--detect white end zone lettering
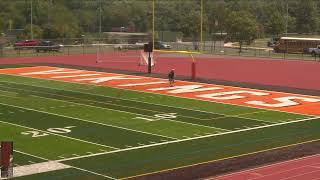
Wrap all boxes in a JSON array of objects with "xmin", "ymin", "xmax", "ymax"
[
  {"xmin": 148, "ymin": 85, "xmax": 223, "ymax": 94},
  {"xmin": 75, "ymin": 76, "xmax": 141, "ymax": 84},
  {"xmin": 246, "ymin": 96, "xmax": 320, "ymax": 108},
  {"xmin": 197, "ymin": 90, "xmax": 270, "ymax": 100},
  {"xmin": 20, "ymin": 68, "xmax": 84, "ymax": 75},
  {"xmin": 51, "ymin": 74, "xmax": 101, "ymax": 79}
]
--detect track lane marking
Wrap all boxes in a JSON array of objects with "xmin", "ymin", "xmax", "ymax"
[{"xmin": 209, "ymin": 153, "xmax": 320, "ymax": 180}]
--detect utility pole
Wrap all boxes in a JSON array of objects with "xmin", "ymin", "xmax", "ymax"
[
  {"xmin": 30, "ymin": 0, "xmax": 33, "ymax": 39},
  {"xmin": 99, "ymin": 0, "xmax": 102, "ymax": 40},
  {"xmin": 48, "ymin": 0, "xmax": 52, "ymax": 25},
  {"xmin": 200, "ymin": 0, "xmax": 203, "ymax": 52},
  {"xmin": 285, "ymin": 0, "xmax": 288, "ymax": 36}
]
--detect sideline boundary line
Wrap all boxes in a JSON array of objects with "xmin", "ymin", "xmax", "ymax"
[
  {"xmin": 14, "ymin": 150, "xmax": 48, "ymax": 161},
  {"xmin": 57, "ymin": 116, "xmax": 319, "ymax": 162},
  {"xmin": 119, "ymin": 138, "xmax": 320, "ymax": 180},
  {"xmin": 14, "ymin": 150, "xmax": 117, "ymax": 180}
]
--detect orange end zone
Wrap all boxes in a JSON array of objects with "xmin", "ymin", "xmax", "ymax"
[{"xmin": 0, "ymin": 66, "xmax": 320, "ymax": 116}]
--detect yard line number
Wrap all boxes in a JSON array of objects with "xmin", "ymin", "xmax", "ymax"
[
  {"xmin": 133, "ymin": 113, "xmax": 177, "ymax": 121},
  {"xmin": 21, "ymin": 126, "xmax": 75, "ymax": 138}
]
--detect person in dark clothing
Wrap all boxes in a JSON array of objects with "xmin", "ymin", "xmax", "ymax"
[{"xmin": 168, "ymin": 69, "xmax": 175, "ymax": 87}]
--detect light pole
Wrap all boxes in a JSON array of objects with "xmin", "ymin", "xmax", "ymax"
[
  {"xmin": 99, "ymin": 0, "xmax": 102, "ymax": 41},
  {"xmin": 285, "ymin": 0, "xmax": 288, "ymax": 36},
  {"xmin": 30, "ymin": 0, "xmax": 33, "ymax": 39}
]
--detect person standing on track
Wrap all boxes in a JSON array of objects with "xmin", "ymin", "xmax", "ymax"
[{"xmin": 168, "ymin": 69, "xmax": 175, "ymax": 87}]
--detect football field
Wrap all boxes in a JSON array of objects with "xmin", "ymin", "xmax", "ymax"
[{"xmin": 0, "ymin": 65, "xmax": 319, "ymax": 180}]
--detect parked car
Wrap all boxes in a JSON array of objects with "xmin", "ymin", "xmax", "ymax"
[
  {"xmin": 35, "ymin": 41, "xmax": 62, "ymax": 52},
  {"xmin": 154, "ymin": 41, "xmax": 171, "ymax": 49},
  {"xmin": 267, "ymin": 37, "xmax": 280, "ymax": 47},
  {"xmin": 308, "ymin": 45, "xmax": 320, "ymax": 56},
  {"xmin": 14, "ymin": 40, "xmax": 39, "ymax": 50}
]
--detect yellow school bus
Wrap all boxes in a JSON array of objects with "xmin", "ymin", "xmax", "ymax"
[{"xmin": 274, "ymin": 37, "xmax": 320, "ymax": 53}]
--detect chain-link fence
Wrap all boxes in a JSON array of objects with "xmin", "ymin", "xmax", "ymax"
[{"xmin": 1, "ymin": 38, "xmax": 319, "ymax": 62}]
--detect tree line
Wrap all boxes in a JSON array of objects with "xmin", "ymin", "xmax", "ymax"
[{"xmin": 0, "ymin": 0, "xmax": 319, "ymax": 44}]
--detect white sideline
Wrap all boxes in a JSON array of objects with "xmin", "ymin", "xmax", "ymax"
[
  {"xmin": 6, "ymin": 150, "xmax": 117, "ymax": 180},
  {"xmin": 57, "ymin": 116, "xmax": 320, "ymax": 162},
  {"xmin": 12, "ymin": 161, "xmax": 70, "ymax": 178}
]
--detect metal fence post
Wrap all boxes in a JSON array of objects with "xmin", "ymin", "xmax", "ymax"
[{"xmin": 0, "ymin": 45, "xmax": 3, "ymax": 57}]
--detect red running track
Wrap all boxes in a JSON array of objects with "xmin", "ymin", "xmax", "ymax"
[
  {"xmin": 210, "ymin": 154, "xmax": 320, "ymax": 180},
  {"xmin": 1, "ymin": 53, "xmax": 320, "ymax": 90}
]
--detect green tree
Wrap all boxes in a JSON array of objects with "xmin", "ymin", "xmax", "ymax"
[
  {"xmin": 205, "ymin": 1, "xmax": 228, "ymax": 36},
  {"xmin": 48, "ymin": 4, "xmax": 81, "ymax": 38},
  {"xmin": 19, "ymin": 24, "xmax": 43, "ymax": 39},
  {"xmin": 0, "ymin": 17, "xmax": 4, "ymax": 33},
  {"xmin": 265, "ymin": 11, "xmax": 285, "ymax": 36},
  {"xmin": 294, "ymin": 0, "xmax": 318, "ymax": 33},
  {"xmin": 225, "ymin": 11, "xmax": 257, "ymax": 52}
]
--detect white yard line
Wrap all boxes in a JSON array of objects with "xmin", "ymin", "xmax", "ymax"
[
  {"xmin": 0, "ymin": 87, "xmax": 230, "ymax": 132},
  {"xmin": 202, "ymin": 113, "xmax": 275, "ymax": 124},
  {"xmin": 57, "ymin": 116, "xmax": 319, "ymax": 162},
  {"xmin": 0, "ymin": 99, "xmax": 177, "ymax": 140},
  {"xmin": 14, "ymin": 90, "xmax": 267, "ymax": 132},
  {"xmin": 0, "ymin": 80, "xmax": 299, "ymax": 121},
  {"xmin": 0, "ymin": 80, "xmax": 305, "ymax": 132},
  {"xmin": 71, "ymin": 166, "xmax": 117, "ymax": 180},
  {"xmin": 0, "ymin": 119, "xmax": 118, "ymax": 150},
  {"xmin": 14, "ymin": 150, "xmax": 48, "ymax": 161}
]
